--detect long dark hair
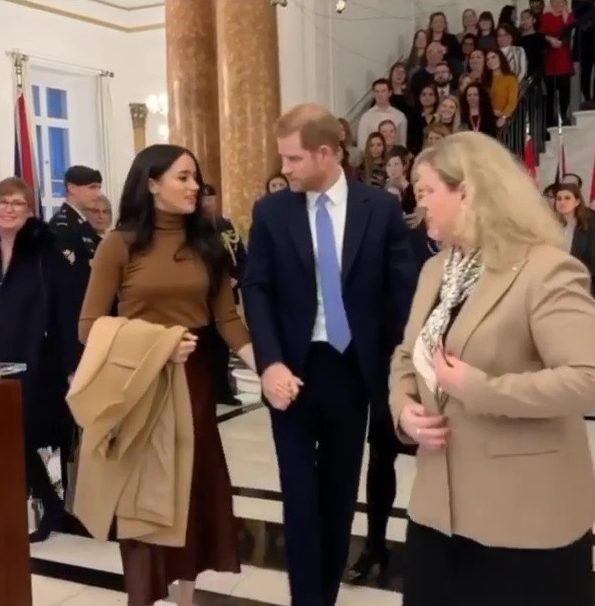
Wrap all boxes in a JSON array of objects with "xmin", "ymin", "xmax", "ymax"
[
  {"xmin": 460, "ymin": 83, "xmax": 497, "ymax": 134},
  {"xmin": 486, "ymin": 48, "xmax": 514, "ymax": 77},
  {"xmin": 498, "ymin": 5, "xmax": 517, "ymax": 27},
  {"xmin": 117, "ymin": 144, "xmax": 228, "ymax": 294},
  {"xmin": 478, "ymin": 11, "xmax": 496, "ymax": 36},
  {"xmin": 555, "ymin": 183, "xmax": 592, "ymax": 231}
]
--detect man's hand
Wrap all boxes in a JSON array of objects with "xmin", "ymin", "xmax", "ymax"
[{"xmin": 262, "ymin": 363, "xmax": 304, "ymax": 411}]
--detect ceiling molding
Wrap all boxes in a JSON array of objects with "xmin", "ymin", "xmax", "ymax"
[
  {"xmin": 87, "ymin": 0, "xmax": 164, "ymax": 10},
  {"xmin": 4, "ymin": 0, "xmax": 164, "ymax": 32}
]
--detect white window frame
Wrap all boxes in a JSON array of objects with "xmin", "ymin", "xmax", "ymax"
[{"xmin": 30, "ymin": 67, "xmax": 103, "ymax": 219}]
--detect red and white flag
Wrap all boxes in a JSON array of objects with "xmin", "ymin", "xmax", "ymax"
[
  {"xmin": 14, "ymin": 85, "xmax": 41, "ymax": 216},
  {"xmin": 524, "ymin": 131, "xmax": 537, "ymax": 186}
]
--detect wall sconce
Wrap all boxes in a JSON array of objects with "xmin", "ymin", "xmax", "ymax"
[
  {"xmin": 158, "ymin": 124, "xmax": 170, "ymax": 141},
  {"xmin": 146, "ymin": 93, "xmax": 168, "ymax": 116}
]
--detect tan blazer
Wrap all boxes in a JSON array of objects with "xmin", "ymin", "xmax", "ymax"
[
  {"xmin": 67, "ymin": 317, "xmax": 193, "ymax": 547},
  {"xmin": 390, "ymin": 245, "xmax": 595, "ymax": 549}
]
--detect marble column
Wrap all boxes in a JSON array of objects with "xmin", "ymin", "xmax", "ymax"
[
  {"xmin": 165, "ymin": 0, "xmax": 220, "ymax": 190},
  {"xmin": 216, "ymin": 0, "xmax": 281, "ymax": 237},
  {"xmin": 129, "ymin": 103, "xmax": 148, "ymax": 154}
]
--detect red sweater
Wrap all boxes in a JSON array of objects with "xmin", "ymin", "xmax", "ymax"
[{"xmin": 540, "ymin": 11, "xmax": 576, "ymax": 76}]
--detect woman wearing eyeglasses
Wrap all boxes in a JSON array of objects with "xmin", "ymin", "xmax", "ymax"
[{"xmin": 0, "ymin": 177, "xmax": 81, "ymax": 542}]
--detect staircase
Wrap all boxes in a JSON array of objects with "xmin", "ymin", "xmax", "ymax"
[{"xmin": 537, "ymin": 110, "xmax": 595, "ymax": 195}]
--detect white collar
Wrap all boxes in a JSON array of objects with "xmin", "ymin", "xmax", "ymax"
[{"xmin": 306, "ymin": 169, "xmax": 347, "ymax": 210}]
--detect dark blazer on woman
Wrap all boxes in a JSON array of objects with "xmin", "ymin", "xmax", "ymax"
[
  {"xmin": 570, "ymin": 216, "xmax": 595, "ymax": 295},
  {"xmin": 0, "ymin": 218, "xmax": 81, "ymax": 447}
]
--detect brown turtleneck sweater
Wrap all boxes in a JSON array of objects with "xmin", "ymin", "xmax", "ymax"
[{"xmin": 79, "ymin": 210, "xmax": 250, "ymax": 352}]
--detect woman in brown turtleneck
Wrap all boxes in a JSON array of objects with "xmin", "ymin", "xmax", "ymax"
[{"xmin": 79, "ymin": 144, "xmax": 259, "ymax": 606}]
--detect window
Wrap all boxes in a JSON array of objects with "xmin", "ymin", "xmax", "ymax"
[
  {"xmin": 32, "ymin": 85, "xmax": 40, "ymax": 117},
  {"xmin": 30, "ymin": 82, "xmax": 71, "ymax": 218},
  {"xmin": 29, "ymin": 67, "xmax": 102, "ymax": 219},
  {"xmin": 35, "ymin": 125, "xmax": 44, "ymax": 199},
  {"xmin": 48, "ymin": 127, "xmax": 69, "ymax": 198},
  {"xmin": 46, "ymin": 88, "xmax": 68, "ymax": 119}
]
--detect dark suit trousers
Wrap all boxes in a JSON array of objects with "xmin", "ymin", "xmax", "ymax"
[{"xmin": 270, "ymin": 343, "xmax": 368, "ymax": 606}]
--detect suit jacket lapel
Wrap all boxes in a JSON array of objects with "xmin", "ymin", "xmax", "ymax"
[
  {"xmin": 286, "ymin": 193, "xmax": 315, "ymax": 276},
  {"xmin": 445, "ymin": 257, "xmax": 529, "ymax": 359},
  {"xmin": 342, "ymin": 184, "xmax": 371, "ymax": 282}
]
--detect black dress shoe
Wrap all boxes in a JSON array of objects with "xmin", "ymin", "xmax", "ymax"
[
  {"xmin": 221, "ymin": 394, "xmax": 243, "ymax": 407},
  {"xmin": 344, "ymin": 549, "xmax": 390, "ymax": 586},
  {"xmin": 29, "ymin": 511, "xmax": 66, "ymax": 543}
]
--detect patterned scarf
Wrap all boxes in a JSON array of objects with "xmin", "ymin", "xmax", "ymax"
[{"xmin": 420, "ymin": 248, "xmax": 483, "ymax": 356}]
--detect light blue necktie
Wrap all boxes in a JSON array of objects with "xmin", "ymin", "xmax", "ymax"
[{"xmin": 315, "ymin": 193, "xmax": 352, "ymax": 353}]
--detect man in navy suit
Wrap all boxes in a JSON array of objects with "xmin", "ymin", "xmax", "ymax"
[{"xmin": 243, "ymin": 104, "xmax": 417, "ymax": 606}]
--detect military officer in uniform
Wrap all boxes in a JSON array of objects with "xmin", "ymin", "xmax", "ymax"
[
  {"xmin": 49, "ymin": 165, "xmax": 103, "ymax": 311},
  {"xmin": 201, "ymin": 183, "xmax": 247, "ymax": 406},
  {"xmin": 48, "ymin": 165, "xmax": 103, "ymax": 502}
]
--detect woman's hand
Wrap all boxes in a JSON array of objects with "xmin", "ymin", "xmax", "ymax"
[
  {"xmin": 399, "ymin": 399, "xmax": 449, "ymax": 450},
  {"xmin": 169, "ymin": 331, "xmax": 198, "ymax": 364},
  {"xmin": 433, "ymin": 348, "xmax": 470, "ymax": 400}
]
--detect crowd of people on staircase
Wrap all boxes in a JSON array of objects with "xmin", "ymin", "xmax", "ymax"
[{"xmin": 1, "ymin": 2, "xmax": 595, "ymax": 606}]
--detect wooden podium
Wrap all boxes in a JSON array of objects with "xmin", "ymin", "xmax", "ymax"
[{"xmin": 0, "ymin": 376, "xmax": 32, "ymax": 606}]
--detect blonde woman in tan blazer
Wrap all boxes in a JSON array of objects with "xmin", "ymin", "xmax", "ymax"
[{"xmin": 390, "ymin": 131, "xmax": 595, "ymax": 606}]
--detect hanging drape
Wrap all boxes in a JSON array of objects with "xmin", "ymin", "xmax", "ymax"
[{"xmin": 97, "ymin": 73, "xmax": 118, "ymax": 208}]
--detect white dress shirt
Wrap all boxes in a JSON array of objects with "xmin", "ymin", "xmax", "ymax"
[
  {"xmin": 357, "ymin": 105, "xmax": 408, "ymax": 150},
  {"xmin": 306, "ymin": 170, "xmax": 348, "ymax": 343}
]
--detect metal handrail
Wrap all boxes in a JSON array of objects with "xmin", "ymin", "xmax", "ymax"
[{"xmin": 497, "ymin": 75, "xmax": 547, "ymax": 161}]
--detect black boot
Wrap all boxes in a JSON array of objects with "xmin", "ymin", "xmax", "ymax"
[{"xmin": 344, "ymin": 548, "xmax": 390, "ymax": 586}]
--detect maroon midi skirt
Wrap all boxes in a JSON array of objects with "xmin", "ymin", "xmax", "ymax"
[{"xmin": 119, "ymin": 334, "xmax": 240, "ymax": 605}]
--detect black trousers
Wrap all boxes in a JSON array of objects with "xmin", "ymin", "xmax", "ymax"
[
  {"xmin": 364, "ymin": 433, "xmax": 398, "ymax": 556},
  {"xmin": 578, "ymin": 28, "xmax": 595, "ymax": 102},
  {"xmin": 545, "ymin": 75, "xmax": 572, "ymax": 127},
  {"xmin": 270, "ymin": 343, "xmax": 368, "ymax": 606},
  {"xmin": 404, "ymin": 520, "xmax": 594, "ymax": 606}
]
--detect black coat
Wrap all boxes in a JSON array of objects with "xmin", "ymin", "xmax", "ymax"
[
  {"xmin": 49, "ymin": 202, "xmax": 101, "ymax": 313},
  {"xmin": 571, "ymin": 217, "xmax": 595, "ymax": 296},
  {"xmin": 0, "ymin": 218, "xmax": 82, "ymax": 447}
]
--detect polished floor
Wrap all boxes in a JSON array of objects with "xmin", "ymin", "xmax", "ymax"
[{"xmin": 30, "ymin": 382, "xmax": 595, "ymax": 605}]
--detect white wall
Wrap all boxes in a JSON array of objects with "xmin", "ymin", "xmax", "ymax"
[
  {"xmin": 277, "ymin": 0, "xmax": 415, "ymax": 116},
  {"xmin": 277, "ymin": 0, "xmax": 515, "ymax": 116},
  {"xmin": 0, "ymin": 1, "xmax": 167, "ymax": 204},
  {"xmin": 1, "ymin": 0, "xmax": 533, "ymax": 202}
]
